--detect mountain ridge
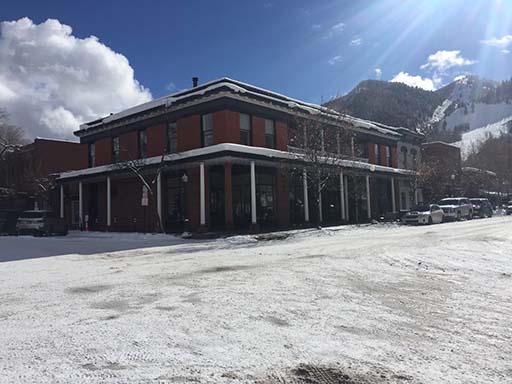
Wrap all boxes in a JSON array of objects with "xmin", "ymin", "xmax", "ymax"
[{"xmin": 324, "ymin": 75, "xmax": 512, "ymax": 142}]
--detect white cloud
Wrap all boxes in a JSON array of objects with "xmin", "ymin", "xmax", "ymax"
[
  {"xmin": 390, "ymin": 72, "xmax": 435, "ymax": 91},
  {"xmin": 0, "ymin": 18, "xmax": 152, "ymax": 140},
  {"xmin": 328, "ymin": 55, "xmax": 343, "ymax": 66},
  {"xmin": 420, "ymin": 50, "xmax": 476, "ymax": 73},
  {"xmin": 501, "ymin": 49, "xmax": 510, "ymax": 55},
  {"xmin": 331, "ymin": 22, "xmax": 345, "ymax": 31},
  {"xmin": 349, "ymin": 37, "xmax": 362, "ymax": 46},
  {"xmin": 374, "ymin": 68, "xmax": 382, "ymax": 80},
  {"xmin": 323, "ymin": 22, "xmax": 344, "ymax": 39},
  {"xmin": 481, "ymin": 35, "xmax": 512, "ymax": 49},
  {"xmin": 311, "ymin": 24, "xmax": 321, "ymax": 30},
  {"xmin": 166, "ymin": 82, "xmax": 176, "ymax": 92}
]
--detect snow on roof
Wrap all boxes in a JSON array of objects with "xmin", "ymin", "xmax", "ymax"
[
  {"xmin": 35, "ymin": 137, "xmax": 80, "ymax": 144},
  {"xmin": 422, "ymin": 141, "xmax": 461, "ymax": 149},
  {"xmin": 462, "ymin": 167, "xmax": 497, "ymax": 177},
  {"xmin": 77, "ymin": 77, "xmax": 407, "ymax": 139},
  {"xmin": 58, "ymin": 143, "xmax": 415, "ymax": 181}
]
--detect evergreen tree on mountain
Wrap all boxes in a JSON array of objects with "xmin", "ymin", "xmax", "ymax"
[
  {"xmin": 325, "ymin": 76, "xmax": 512, "ymax": 140},
  {"xmin": 324, "ymin": 80, "xmax": 444, "ymax": 131}
]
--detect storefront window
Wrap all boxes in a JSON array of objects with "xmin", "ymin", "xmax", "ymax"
[{"xmin": 257, "ymin": 171, "xmax": 276, "ymax": 225}]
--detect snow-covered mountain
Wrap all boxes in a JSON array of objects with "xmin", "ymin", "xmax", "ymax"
[
  {"xmin": 326, "ymin": 75, "xmax": 512, "ymax": 147},
  {"xmin": 431, "ymin": 75, "xmax": 512, "ymax": 129},
  {"xmin": 441, "ymin": 103, "xmax": 512, "ymax": 131},
  {"xmin": 429, "ymin": 75, "xmax": 512, "ymax": 149},
  {"xmin": 454, "ymin": 117, "xmax": 512, "ymax": 159}
]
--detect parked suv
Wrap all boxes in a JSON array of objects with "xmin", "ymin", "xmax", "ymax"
[
  {"xmin": 469, "ymin": 198, "xmax": 493, "ymax": 218},
  {"xmin": 507, "ymin": 201, "xmax": 512, "ymax": 215},
  {"xmin": 438, "ymin": 198, "xmax": 473, "ymax": 221},
  {"xmin": 16, "ymin": 210, "xmax": 68, "ymax": 236}
]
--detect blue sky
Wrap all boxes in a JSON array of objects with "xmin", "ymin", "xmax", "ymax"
[{"xmin": 1, "ymin": 0, "xmax": 512, "ymax": 138}]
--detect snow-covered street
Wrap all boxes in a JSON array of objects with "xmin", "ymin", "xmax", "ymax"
[{"xmin": 1, "ymin": 218, "xmax": 512, "ymax": 383}]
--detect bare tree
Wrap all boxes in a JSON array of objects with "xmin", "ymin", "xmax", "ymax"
[
  {"xmin": 415, "ymin": 160, "xmax": 441, "ymax": 202},
  {"xmin": 461, "ymin": 167, "xmax": 497, "ymax": 198},
  {"xmin": 464, "ymin": 132, "xmax": 512, "ymax": 202},
  {"xmin": 113, "ymin": 146, "xmax": 167, "ymax": 233},
  {"xmin": 0, "ymin": 109, "xmax": 26, "ymax": 156},
  {"xmin": 288, "ymin": 115, "xmax": 354, "ymax": 225},
  {"xmin": 23, "ymin": 155, "xmax": 56, "ymax": 209},
  {"xmin": 343, "ymin": 170, "xmax": 370, "ymax": 224},
  {"xmin": 0, "ymin": 109, "xmax": 27, "ymax": 191}
]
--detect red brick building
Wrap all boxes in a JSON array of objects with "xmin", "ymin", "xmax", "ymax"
[
  {"xmin": 421, "ymin": 141, "xmax": 462, "ymax": 201},
  {"xmin": 1, "ymin": 138, "xmax": 87, "ymax": 210},
  {"xmin": 57, "ymin": 78, "xmax": 422, "ymax": 232}
]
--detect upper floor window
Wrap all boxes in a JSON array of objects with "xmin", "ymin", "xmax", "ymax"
[
  {"xmin": 401, "ymin": 146, "xmax": 408, "ymax": 169},
  {"xmin": 201, "ymin": 114, "xmax": 213, "ymax": 147},
  {"xmin": 374, "ymin": 144, "xmax": 381, "ymax": 165},
  {"xmin": 89, "ymin": 143, "xmax": 96, "ymax": 167},
  {"xmin": 386, "ymin": 146, "xmax": 391, "ymax": 167},
  {"xmin": 240, "ymin": 113, "xmax": 251, "ymax": 145},
  {"xmin": 138, "ymin": 129, "xmax": 148, "ymax": 158},
  {"xmin": 264, "ymin": 119, "xmax": 275, "ymax": 149},
  {"xmin": 354, "ymin": 140, "xmax": 367, "ymax": 158},
  {"xmin": 411, "ymin": 148, "xmax": 418, "ymax": 169},
  {"xmin": 112, "ymin": 136, "xmax": 120, "ymax": 163},
  {"xmin": 167, "ymin": 122, "xmax": 177, "ymax": 153}
]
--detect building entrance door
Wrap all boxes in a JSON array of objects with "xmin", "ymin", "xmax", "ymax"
[
  {"xmin": 232, "ymin": 165, "xmax": 251, "ymax": 228},
  {"xmin": 209, "ymin": 166, "xmax": 225, "ymax": 229}
]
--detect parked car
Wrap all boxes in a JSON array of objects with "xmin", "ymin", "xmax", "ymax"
[
  {"xmin": 469, "ymin": 198, "xmax": 493, "ymax": 218},
  {"xmin": 0, "ymin": 209, "xmax": 22, "ymax": 235},
  {"xmin": 507, "ymin": 201, "xmax": 512, "ymax": 215},
  {"xmin": 403, "ymin": 204, "xmax": 444, "ymax": 225},
  {"xmin": 16, "ymin": 210, "xmax": 68, "ymax": 236},
  {"xmin": 438, "ymin": 198, "xmax": 473, "ymax": 221}
]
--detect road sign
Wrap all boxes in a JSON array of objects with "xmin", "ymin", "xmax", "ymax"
[{"xmin": 142, "ymin": 185, "xmax": 149, "ymax": 206}]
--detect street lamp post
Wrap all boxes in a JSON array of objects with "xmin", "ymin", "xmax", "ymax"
[
  {"xmin": 181, "ymin": 172, "xmax": 189, "ymax": 232},
  {"xmin": 450, "ymin": 174, "xmax": 456, "ymax": 197}
]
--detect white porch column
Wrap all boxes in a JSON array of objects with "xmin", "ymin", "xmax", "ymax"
[
  {"xmin": 106, "ymin": 176, "xmax": 111, "ymax": 228},
  {"xmin": 60, "ymin": 184, "xmax": 64, "ymax": 219},
  {"xmin": 391, "ymin": 177, "xmax": 397, "ymax": 213},
  {"xmin": 303, "ymin": 169, "xmax": 309, "ymax": 222},
  {"xmin": 318, "ymin": 187, "xmax": 323, "ymax": 223},
  {"xmin": 340, "ymin": 171, "xmax": 345, "ymax": 221},
  {"xmin": 366, "ymin": 175, "xmax": 371, "ymax": 219},
  {"xmin": 344, "ymin": 175, "xmax": 349, "ymax": 222},
  {"xmin": 78, "ymin": 181, "xmax": 83, "ymax": 229},
  {"xmin": 250, "ymin": 160, "xmax": 257, "ymax": 225},
  {"xmin": 157, "ymin": 173, "xmax": 162, "ymax": 226},
  {"xmin": 415, "ymin": 180, "xmax": 419, "ymax": 206},
  {"xmin": 200, "ymin": 162, "xmax": 206, "ymax": 226}
]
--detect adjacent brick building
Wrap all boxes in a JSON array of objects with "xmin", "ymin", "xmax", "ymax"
[{"xmin": 0, "ymin": 138, "xmax": 87, "ymax": 210}]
